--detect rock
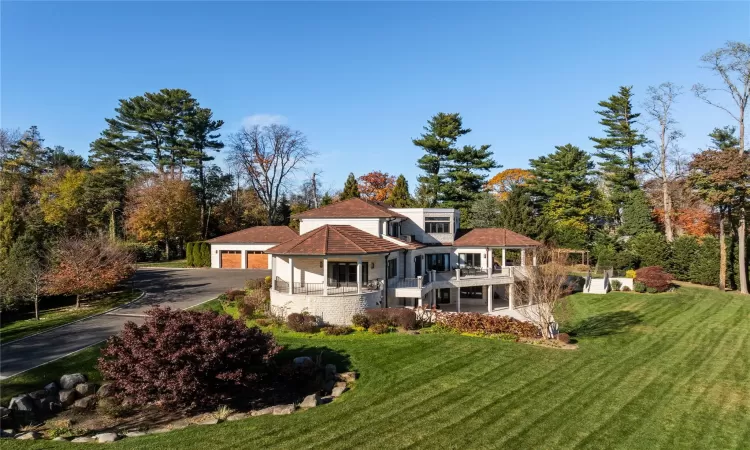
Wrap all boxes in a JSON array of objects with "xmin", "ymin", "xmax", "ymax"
[
  {"xmin": 1, "ymin": 429, "xmax": 14, "ymax": 438},
  {"xmin": 250, "ymin": 406, "xmax": 274, "ymax": 416},
  {"xmin": 293, "ymin": 356, "xmax": 313, "ymax": 368},
  {"xmin": 168, "ymin": 419, "xmax": 190, "ymax": 430},
  {"xmin": 27, "ymin": 390, "xmax": 48, "ymax": 400},
  {"xmin": 272, "ymin": 404, "xmax": 295, "ymax": 415},
  {"xmin": 194, "ymin": 417, "xmax": 219, "ymax": 425},
  {"xmin": 325, "ymin": 364, "xmax": 337, "ymax": 380},
  {"xmin": 16, "ymin": 431, "xmax": 41, "ymax": 440},
  {"xmin": 58, "ymin": 389, "xmax": 77, "ymax": 407},
  {"xmin": 331, "ymin": 384, "xmax": 348, "ymax": 398},
  {"xmin": 71, "ymin": 436, "xmax": 96, "ymax": 443},
  {"xmin": 36, "ymin": 397, "xmax": 61, "ymax": 414},
  {"xmin": 0, "ymin": 407, "xmax": 8, "ymax": 419},
  {"xmin": 300, "ymin": 393, "xmax": 320, "ymax": 409},
  {"xmin": 323, "ymin": 380, "xmax": 335, "ymax": 393},
  {"xmin": 338, "ymin": 372, "xmax": 357, "ymax": 382},
  {"xmin": 75, "ymin": 383, "xmax": 98, "ymax": 397},
  {"xmin": 96, "ymin": 383, "xmax": 113, "ymax": 398},
  {"xmin": 60, "ymin": 373, "xmax": 87, "ymax": 390},
  {"xmin": 94, "ymin": 432, "xmax": 119, "ymax": 443},
  {"xmin": 226, "ymin": 413, "xmax": 250, "ymax": 422},
  {"xmin": 124, "ymin": 431, "xmax": 147, "ymax": 438},
  {"xmin": 147, "ymin": 428, "xmax": 171, "ymax": 434},
  {"xmin": 319, "ymin": 395, "xmax": 334, "ymax": 404},
  {"xmin": 53, "ymin": 436, "xmax": 69, "ymax": 441},
  {"xmin": 73, "ymin": 395, "xmax": 97, "ymax": 409},
  {"xmin": 9, "ymin": 395, "xmax": 35, "ymax": 412},
  {"xmin": 44, "ymin": 382, "xmax": 59, "ymax": 395}
]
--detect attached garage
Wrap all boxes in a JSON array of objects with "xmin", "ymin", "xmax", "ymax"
[{"xmin": 208, "ymin": 226, "xmax": 298, "ymax": 270}]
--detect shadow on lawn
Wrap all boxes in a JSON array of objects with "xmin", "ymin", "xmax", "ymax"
[{"xmin": 567, "ymin": 310, "xmax": 642, "ymax": 338}]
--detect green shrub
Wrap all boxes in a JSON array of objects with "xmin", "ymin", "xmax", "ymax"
[
  {"xmin": 621, "ymin": 285, "xmax": 632, "ymax": 292},
  {"xmin": 192, "ymin": 242, "xmax": 203, "ymax": 267},
  {"xmin": 609, "ymin": 280, "xmax": 622, "ymax": 291},
  {"xmin": 634, "ymin": 281, "xmax": 647, "ymax": 293},
  {"xmin": 629, "ymin": 231, "xmax": 670, "ymax": 268},
  {"xmin": 122, "ymin": 241, "xmax": 161, "ymax": 262},
  {"xmin": 238, "ymin": 290, "xmax": 267, "ymax": 319},
  {"xmin": 646, "ymin": 287, "xmax": 659, "ymax": 294},
  {"xmin": 200, "ymin": 242, "xmax": 211, "ymax": 267},
  {"xmin": 369, "ymin": 323, "xmax": 391, "ymax": 334},
  {"xmin": 670, "ymin": 235, "xmax": 699, "ymax": 281},
  {"xmin": 186, "ymin": 242, "xmax": 194, "ymax": 267},
  {"xmin": 322, "ymin": 326, "xmax": 353, "ymax": 336},
  {"xmin": 287, "ymin": 312, "xmax": 318, "ymax": 332},
  {"xmin": 689, "ymin": 236, "xmax": 720, "ymax": 287},
  {"xmin": 351, "ymin": 313, "xmax": 370, "ymax": 329}
]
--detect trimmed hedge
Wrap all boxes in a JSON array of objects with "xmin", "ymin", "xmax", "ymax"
[
  {"xmin": 185, "ymin": 241, "xmax": 211, "ymax": 267},
  {"xmin": 365, "ymin": 308, "xmax": 417, "ymax": 330},
  {"xmin": 436, "ymin": 312, "xmax": 540, "ymax": 338}
]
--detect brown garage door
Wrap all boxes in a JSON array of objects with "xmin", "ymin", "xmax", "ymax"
[
  {"xmin": 246, "ymin": 251, "xmax": 267, "ymax": 269},
  {"xmin": 220, "ymin": 251, "xmax": 241, "ymax": 269}
]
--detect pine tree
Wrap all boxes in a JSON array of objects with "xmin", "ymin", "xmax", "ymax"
[
  {"xmin": 275, "ymin": 195, "xmax": 292, "ymax": 225},
  {"xmin": 388, "ymin": 174, "xmax": 412, "ymax": 207},
  {"xmin": 590, "ymin": 86, "xmax": 649, "ymax": 215},
  {"xmin": 341, "ymin": 173, "xmax": 360, "ymax": 200},
  {"xmin": 496, "ymin": 188, "xmax": 551, "ymax": 242},
  {"xmin": 184, "ymin": 107, "xmax": 224, "ymax": 236},
  {"xmin": 709, "ymin": 126, "xmax": 739, "ymax": 150},
  {"xmin": 320, "ymin": 193, "xmax": 333, "ymax": 206},
  {"xmin": 186, "ymin": 242, "xmax": 194, "ymax": 267},
  {"xmin": 413, "ymin": 113, "xmax": 470, "ymax": 207},
  {"xmin": 442, "ymin": 144, "xmax": 498, "ymax": 210},
  {"xmin": 620, "ymin": 190, "xmax": 657, "ymax": 236}
]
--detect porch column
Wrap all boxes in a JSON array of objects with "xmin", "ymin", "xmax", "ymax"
[
  {"xmin": 487, "ymin": 248, "xmax": 492, "ymax": 278},
  {"xmin": 322, "ymin": 257, "xmax": 328, "ymax": 296},
  {"xmin": 521, "ymin": 249, "xmax": 526, "ymax": 266},
  {"xmin": 271, "ymin": 256, "xmax": 276, "ymax": 291},
  {"xmin": 457, "ymin": 289, "xmax": 461, "ymax": 313},
  {"xmin": 418, "ymin": 293, "xmax": 423, "ymax": 308},
  {"xmin": 488, "ymin": 284, "xmax": 493, "ymax": 312},
  {"xmin": 241, "ymin": 250, "xmax": 247, "ymax": 269},
  {"xmin": 533, "ymin": 250, "xmax": 538, "ymax": 267},
  {"xmin": 357, "ymin": 256, "xmax": 363, "ymax": 293},
  {"xmin": 288, "ymin": 257, "xmax": 294, "ymax": 294},
  {"xmin": 509, "ymin": 283, "xmax": 515, "ymax": 311},
  {"xmin": 501, "ymin": 248, "xmax": 506, "ymax": 268}
]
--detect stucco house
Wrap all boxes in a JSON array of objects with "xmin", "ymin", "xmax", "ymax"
[
  {"xmin": 265, "ymin": 198, "xmax": 541, "ymax": 325},
  {"xmin": 207, "ymin": 225, "xmax": 298, "ymax": 269}
]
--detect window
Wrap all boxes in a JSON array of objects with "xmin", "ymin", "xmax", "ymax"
[
  {"xmin": 328, "ymin": 262, "xmax": 368, "ymax": 285},
  {"xmin": 436, "ymin": 288, "xmax": 451, "ymax": 304},
  {"xmin": 386, "ymin": 259, "xmax": 397, "ymax": 279},
  {"xmin": 388, "ymin": 222, "xmax": 400, "ymax": 237},
  {"xmin": 424, "ymin": 217, "xmax": 451, "ymax": 234},
  {"xmin": 459, "ymin": 253, "xmax": 481, "ymax": 268},
  {"xmin": 460, "ymin": 286, "xmax": 483, "ymax": 299},
  {"xmin": 425, "ymin": 253, "xmax": 450, "ymax": 272},
  {"xmin": 222, "ymin": 250, "xmax": 241, "ymax": 254}
]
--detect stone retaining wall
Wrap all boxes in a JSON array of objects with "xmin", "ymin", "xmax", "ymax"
[{"xmin": 270, "ymin": 290, "xmax": 382, "ymax": 325}]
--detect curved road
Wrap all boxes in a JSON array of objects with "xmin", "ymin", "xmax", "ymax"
[{"xmin": 0, "ymin": 268, "xmax": 269, "ymax": 379}]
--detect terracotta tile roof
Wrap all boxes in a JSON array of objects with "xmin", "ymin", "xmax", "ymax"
[
  {"xmin": 266, "ymin": 225, "xmax": 406, "ymax": 255},
  {"xmin": 207, "ymin": 226, "xmax": 298, "ymax": 244},
  {"xmin": 293, "ymin": 198, "xmax": 406, "ymax": 219},
  {"xmin": 453, "ymin": 228, "xmax": 541, "ymax": 247}
]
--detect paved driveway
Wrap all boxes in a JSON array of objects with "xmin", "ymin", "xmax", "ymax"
[{"xmin": 0, "ymin": 268, "xmax": 269, "ymax": 379}]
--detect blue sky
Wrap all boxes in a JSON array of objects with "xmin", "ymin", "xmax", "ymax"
[{"xmin": 2, "ymin": 1, "xmax": 748, "ymax": 193}]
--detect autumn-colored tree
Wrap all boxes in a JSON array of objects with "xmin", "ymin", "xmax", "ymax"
[
  {"xmin": 124, "ymin": 175, "xmax": 200, "ymax": 260},
  {"xmin": 486, "ymin": 168, "xmax": 533, "ymax": 200},
  {"xmin": 358, "ymin": 171, "xmax": 395, "ymax": 202},
  {"xmin": 36, "ymin": 168, "xmax": 88, "ymax": 233},
  {"xmin": 44, "ymin": 235, "xmax": 135, "ymax": 308}
]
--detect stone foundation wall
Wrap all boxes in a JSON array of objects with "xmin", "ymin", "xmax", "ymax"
[{"xmin": 270, "ymin": 290, "xmax": 382, "ymax": 325}]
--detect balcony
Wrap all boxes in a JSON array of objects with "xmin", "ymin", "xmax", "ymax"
[
  {"xmin": 274, "ymin": 277, "xmax": 382, "ymax": 296},
  {"xmin": 392, "ymin": 267, "xmax": 516, "ymax": 298}
]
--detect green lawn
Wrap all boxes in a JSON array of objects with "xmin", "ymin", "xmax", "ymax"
[
  {"xmin": 3, "ymin": 287, "xmax": 749, "ymax": 449},
  {"xmin": 138, "ymin": 259, "xmax": 189, "ymax": 268},
  {"xmin": 0, "ymin": 290, "xmax": 141, "ymax": 344}
]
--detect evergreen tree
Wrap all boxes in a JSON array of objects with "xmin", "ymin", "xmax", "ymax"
[
  {"xmin": 496, "ymin": 188, "xmax": 551, "ymax": 242},
  {"xmin": 628, "ymin": 231, "xmax": 670, "ymax": 268},
  {"xmin": 590, "ymin": 86, "xmax": 649, "ymax": 215},
  {"xmin": 320, "ymin": 193, "xmax": 333, "ymax": 206},
  {"xmin": 275, "ymin": 195, "xmax": 292, "ymax": 225},
  {"xmin": 620, "ymin": 190, "xmax": 657, "ymax": 236},
  {"xmin": 341, "ymin": 173, "xmax": 360, "ymax": 200},
  {"xmin": 670, "ymin": 235, "xmax": 700, "ymax": 280},
  {"xmin": 388, "ymin": 174, "xmax": 412, "ymax": 207},
  {"xmin": 708, "ymin": 126, "xmax": 739, "ymax": 151},
  {"xmin": 689, "ymin": 236, "xmax": 721, "ymax": 286},
  {"xmin": 184, "ymin": 107, "xmax": 224, "ymax": 236},
  {"xmin": 186, "ymin": 242, "xmax": 194, "ymax": 267},
  {"xmin": 413, "ymin": 113, "xmax": 470, "ymax": 207},
  {"xmin": 467, "ymin": 193, "xmax": 499, "ymax": 228},
  {"xmin": 200, "ymin": 242, "xmax": 211, "ymax": 267},
  {"xmin": 442, "ymin": 144, "xmax": 498, "ymax": 210}
]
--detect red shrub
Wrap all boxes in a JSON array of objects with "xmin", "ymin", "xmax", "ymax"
[
  {"xmin": 98, "ymin": 307, "xmax": 280, "ymax": 410},
  {"xmin": 556, "ymin": 333, "xmax": 571, "ymax": 344},
  {"xmin": 436, "ymin": 312, "xmax": 540, "ymax": 338},
  {"xmin": 635, "ymin": 266, "xmax": 674, "ymax": 293},
  {"xmin": 287, "ymin": 312, "xmax": 318, "ymax": 332},
  {"xmin": 365, "ymin": 308, "xmax": 417, "ymax": 330}
]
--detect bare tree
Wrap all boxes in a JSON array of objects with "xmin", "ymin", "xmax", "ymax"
[
  {"xmin": 229, "ymin": 124, "xmax": 316, "ymax": 225},
  {"xmin": 515, "ymin": 249, "xmax": 571, "ymax": 339},
  {"xmin": 693, "ymin": 41, "xmax": 750, "ymax": 294},
  {"xmin": 643, "ymin": 82, "xmax": 684, "ymax": 242}
]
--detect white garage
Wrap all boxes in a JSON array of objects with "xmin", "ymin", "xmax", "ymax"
[{"xmin": 208, "ymin": 226, "xmax": 298, "ymax": 269}]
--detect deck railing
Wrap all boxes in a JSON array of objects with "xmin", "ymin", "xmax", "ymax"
[{"xmin": 275, "ymin": 278, "xmax": 382, "ymax": 295}]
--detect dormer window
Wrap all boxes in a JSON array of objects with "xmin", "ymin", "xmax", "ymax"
[{"xmin": 425, "ymin": 217, "xmax": 451, "ymax": 234}]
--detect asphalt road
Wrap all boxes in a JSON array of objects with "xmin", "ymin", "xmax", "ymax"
[{"xmin": 0, "ymin": 268, "xmax": 270, "ymax": 379}]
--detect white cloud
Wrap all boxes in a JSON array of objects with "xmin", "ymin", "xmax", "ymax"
[{"xmin": 241, "ymin": 114, "xmax": 288, "ymax": 128}]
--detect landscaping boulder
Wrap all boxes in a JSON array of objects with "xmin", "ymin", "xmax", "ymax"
[
  {"xmin": 293, "ymin": 356, "xmax": 314, "ymax": 368},
  {"xmin": 300, "ymin": 393, "xmax": 321, "ymax": 409},
  {"xmin": 58, "ymin": 389, "xmax": 77, "ymax": 407},
  {"xmin": 272, "ymin": 404, "xmax": 295, "ymax": 415},
  {"xmin": 27, "ymin": 390, "xmax": 48, "ymax": 401},
  {"xmin": 195, "ymin": 417, "xmax": 219, "ymax": 426},
  {"xmin": 75, "ymin": 382, "xmax": 98, "ymax": 397},
  {"xmin": 73, "ymin": 395, "xmax": 97, "ymax": 409},
  {"xmin": 325, "ymin": 364, "xmax": 337, "ymax": 380},
  {"xmin": 71, "ymin": 436, "xmax": 96, "ymax": 443},
  {"xmin": 226, "ymin": 413, "xmax": 250, "ymax": 422},
  {"xmin": 60, "ymin": 373, "xmax": 87, "ymax": 390},
  {"xmin": 124, "ymin": 431, "xmax": 147, "ymax": 438},
  {"xmin": 1, "ymin": 429, "xmax": 14, "ymax": 438},
  {"xmin": 251, "ymin": 406, "xmax": 274, "ymax": 416},
  {"xmin": 323, "ymin": 379, "xmax": 335, "ymax": 393},
  {"xmin": 95, "ymin": 432, "xmax": 120, "ymax": 443},
  {"xmin": 9, "ymin": 395, "xmax": 35, "ymax": 413},
  {"xmin": 96, "ymin": 383, "xmax": 113, "ymax": 398},
  {"xmin": 44, "ymin": 382, "xmax": 59, "ymax": 395},
  {"xmin": 338, "ymin": 372, "xmax": 357, "ymax": 382},
  {"xmin": 331, "ymin": 383, "xmax": 348, "ymax": 398},
  {"xmin": 16, "ymin": 431, "xmax": 41, "ymax": 440},
  {"xmin": 52, "ymin": 437, "xmax": 69, "ymax": 441},
  {"xmin": 36, "ymin": 397, "xmax": 62, "ymax": 415},
  {"xmin": 0, "ymin": 407, "xmax": 10, "ymax": 424}
]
